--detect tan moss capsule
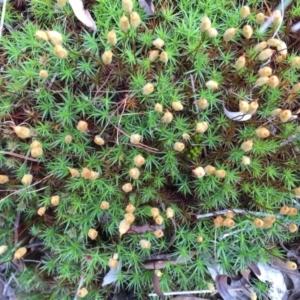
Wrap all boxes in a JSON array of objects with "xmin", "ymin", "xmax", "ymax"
[
  {"xmin": 172, "ymin": 101, "xmax": 183, "ymax": 111},
  {"xmin": 277, "ymin": 41, "xmax": 288, "ymax": 57},
  {"xmin": 276, "ymin": 55, "xmax": 285, "ymax": 63},
  {"xmin": 182, "ymin": 133, "xmax": 190, "ymax": 140},
  {"xmin": 289, "ymin": 224, "xmax": 298, "ymax": 233},
  {"xmin": 119, "ymin": 219, "xmax": 130, "ymax": 236},
  {"xmin": 256, "ymin": 127, "xmax": 270, "ymax": 138},
  {"xmin": 242, "ymin": 156, "xmax": 251, "ymax": 165},
  {"xmin": 143, "ymin": 83, "xmax": 154, "ymax": 95},
  {"xmin": 31, "ymin": 147, "xmax": 43, "ymax": 158},
  {"xmin": 273, "ymin": 10, "xmax": 282, "ymax": 25},
  {"xmin": 108, "ymin": 258, "xmax": 118, "ymax": 268},
  {"xmin": 151, "ymin": 208, "xmax": 160, "ymax": 218},
  {"xmin": 160, "ymin": 51, "xmax": 168, "ymax": 63},
  {"xmin": 88, "ymin": 228, "xmax": 98, "ymax": 240},
  {"xmin": 286, "ymin": 261, "xmax": 297, "ymax": 270},
  {"xmin": 34, "ymin": 30, "xmax": 49, "ymax": 41},
  {"xmin": 223, "ymin": 218, "xmax": 235, "ymax": 227},
  {"xmin": 155, "ymin": 215, "xmax": 164, "ymax": 225},
  {"xmin": 149, "ymin": 50, "xmax": 159, "ymax": 62},
  {"xmin": 154, "ymin": 103, "xmax": 163, "ymax": 112},
  {"xmin": 68, "ymin": 168, "xmax": 80, "ymax": 178},
  {"xmin": 119, "ymin": 14, "xmax": 130, "ymax": 32},
  {"xmin": 193, "ymin": 167, "xmax": 205, "ymax": 178},
  {"xmin": 258, "ymin": 49, "xmax": 274, "ymax": 61},
  {"xmin": 155, "ymin": 269, "xmax": 163, "ymax": 277},
  {"xmin": 271, "ymin": 108, "xmax": 282, "ymax": 117},
  {"xmin": 258, "ymin": 66, "xmax": 272, "ymax": 77},
  {"xmin": 153, "ymin": 38, "xmax": 164, "ymax": 49},
  {"xmin": 51, "ymin": 195, "xmax": 60, "ymax": 206},
  {"xmin": 46, "ymin": 30, "xmax": 63, "ymax": 45},
  {"xmin": 130, "ymin": 133, "xmax": 142, "ymax": 144},
  {"xmin": 197, "ymin": 98, "xmax": 208, "ymax": 110},
  {"xmin": 13, "ymin": 247, "xmax": 27, "ymax": 260},
  {"xmin": 162, "ymin": 111, "xmax": 173, "ymax": 123},
  {"xmin": 125, "ymin": 203, "xmax": 135, "ymax": 213},
  {"xmin": 254, "ymin": 41, "xmax": 268, "ymax": 52},
  {"xmin": 200, "ymin": 15, "xmax": 211, "ymax": 32},
  {"xmin": 124, "ymin": 212, "xmax": 135, "ymax": 224},
  {"xmin": 94, "ymin": 135, "xmax": 105, "ymax": 146},
  {"xmin": 253, "ymin": 218, "xmax": 264, "ymax": 228},
  {"xmin": 267, "ymin": 38, "xmax": 281, "ymax": 47},
  {"xmin": 122, "ymin": 0, "xmax": 133, "ymax": 12},
  {"xmin": 241, "ymin": 140, "xmax": 253, "ymax": 152},
  {"xmin": 214, "ymin": 216, "xmax": 224, "ymax": 228},
  {"xmin": 235, "ymin": 55, "xmax": 246, "ymax": 71},
  {"xmin": 250, "ymin": 292, "xmax": 257, "ymax": 300},
  {"xmin": 223, "ymin": 28, "xmax": 237, "ymax": 42},
  {"xmin": 166, "ymin": 207, "xmax": 174, "ymax": 218},
  {"xmin": 197, "ymin": 236, "xmax": 203, "ymax": 242},
  {"xmin": 247, "ymin": 101, "xmax": 259, "ymax": 114},
  {"xmin": 107, "ymin": 30, "xmax": 117, "ymax": 46},
  {"xmin": 81, "ymin": 168, "xmax": 92, "ymax": 179},
  {"xmin": 174, "ymin": 142, "xmax": 185, "ymax": 152},
  {"xmin": 39, "ymin": 70, "xmax": 48, "ymax": 79},
  {"xmin": 30, "ymin": 140, "xmax": 42, "ymax": 149},
  {"xmin": 279, "ymin": 110, "xmax": 292, "ymax": 123},
  {"xmin": 205, "ymin": 80, "xmax": 218, "ymax": 90},
  {"xmin": 208, "ymin": 283, "xmax": 215, "ymax": 292},
  {"xmin": 122, "ymin": 183, "xmax": 133, "ymax": 193},
  {"xmin": 240, "ymin": 6, "xmax": 250, "ymax": 19},
  {"xmin": 102, "ymin": 50, "xmax": 113, "ymax": 65},
  {"xmin": 154, "ymin": 229, "xmax": 164, "ymax": 238},
  {"xmin": 37, "ymin": 207, "xmax": 46, "ymax": 216},
  {"xmin": 262, "ymin": 220, "xmax": 273, "ymax": 229},
  {"xmin": 54, "ymin": 44, "xmax": 68, "ymax": 59},
  {"xmin": 287, "ymin": 207, "xmax": 298, "ymax": 216},
  {"xmin": 0, "ymin": 245, "xmax": 8, "ymax": 255},
  {"xmin": 100, "ymin": 201, "xmax": 110, "ymax": 210},
  {"xmin": 239, "ymin": 100, "xmax": 249, "ymax": 113},
  {"xmin": 196, "ymin": 121, "xmax": 208, "ymax": 134},
  {"xmin": 21, "ymin": 174, "xmax": 33, "ymax": 186},
  {"xmin": 291, "ymin": 57, "xmax": 300, "ymax": 68},
  {"xmin": 140, "ymin": 239, "xmax": 151, "ymax": 249},
  {"xmin": 256, "ymin": 12, "xmax": 265, "ymax": 24},
  {"xmin": 14, "ymin": 126, "xmax": 31, "ymax": 139},
  {"xmin": 280, "ymin": 205, "xmax": 290, "ymax": 214},
  {"xmin": 89, "ymin": 171, "xmax": 99, "ymax": 180},
  {"xmin": 129, "ymin": 167, "xmax": 140, "ymax": 179},
  {"xmin": 77, "ymin": 288, "xmax": 88, "ymax": 298},
  {"xmin": 256, "ymin": 76, "xmax": 269, "ymax": 86},
  {"xmin": 57, "ymin": 0, "xmax": 67, "ymax": 7},
  {"xmin": 268, "ymin": 75, "xmax": 280, "ymax": 89},
  {"xmin": 133, "ymin": 154, "xmax": 145, "ymax": 167},
  {"xmin": 64, "ymin": 135, "xmax": 72, "ymax": 143},
  {"xmin": 202, "ymin": 166, "xmax": 215, "ymax": 176},
  {"xmin": 295, "ymin": 187, "xmax": 300, "ymax": 197},
  {"xmin": 207, "ymin": 27, "xmax": 218, "ymax": 38},
  {"xmin": 0, "ymin": 175, "xmax": 9, "ymax": 184},
  {"xmin": 77, "ymin": 120, "xmax": 88, "ymax": 133},
  {"xmin": 263, "ymin": 215, "xmax": 276, "ymax": 225},
  {"xmin": 130, "ymin": 11, "xmax": 141, "ymax": 29},
  {"xmin": 215, "ymin": 169, "xmax": 226, "ymax": 179},
  {"xmin": 225, "ymin": 212, "xmax": 236, "ymax": 219},
  {"xmin": 243, "ymin": 25, "xmax": 253, "ymax": 39},
  {"xmin": 291, "ymin": 83, "xmax": 300, "ymax": 93}
]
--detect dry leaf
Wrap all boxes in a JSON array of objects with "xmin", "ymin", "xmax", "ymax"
[
  {"xmin": 68, "ymin": 0, "xmax": 97, "ymax": 31},
  {"xmin": 223, "ymin": 104, "xmax": 252, "ymax": 121},
  {"xmin": 139, "ymin": 0, "xmax": 155, "ymax": 15},
  {"xmin": 215, "ymin": 275, "xmax": 233, "ymax": 300}
]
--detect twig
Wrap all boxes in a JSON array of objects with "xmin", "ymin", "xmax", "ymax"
[
  {"xmin": 127, "ymin": 224, "xmax": 162, "ymax": 234},
  {"xmin": 190, "ymin": 74, "xmax": 199, "ymax": 113},
  {"xmin": 73, "ymin": 275, "xmax": 85, "ymax": 300},
  {"xmin": 0, "ymin": 174, "xmax": 52, "ymax": 203},
  {"xmin": 0, "ymin": 151, "xmax": 39, "ymax": 162},
  {"xmin": 14, "ymin": 212, "xmax": 20, "ymax": 248},
  {"xmin": 0, "ymin": 0, "xmax": 7, "ymax": 41},
  {"xmin": 149, "ymin": 290, "xmax": 212, "ymax": 297},
  {"xmin": 3, "ymin": 273, "xmax": 21, "ymax": 295}
]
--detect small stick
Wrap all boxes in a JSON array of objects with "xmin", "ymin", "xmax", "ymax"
[
  {"xmin": 14, "ymin": 212, "xmax": 20, "ymax": 248},
  {"xmin": 0, "ymin": 151, "xmax": 39, "ymax": 162},
  {"xmin": 190, "ymin": 74, "xmax": 199, "ymax": 113},
  {"xmin": 0, "ymin": 0, "xmax": 7, "ymax": 41},
  {"xmin": 73, "ymin": 275, "xmax": 85, "ymax": 300}
]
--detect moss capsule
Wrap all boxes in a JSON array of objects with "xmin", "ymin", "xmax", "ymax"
[
  {"xmin": 289, "ymin": 224, "xmax": 298, "ymax": 233},
  {"xmin": 243, "ymin": 25, "xmax": 253, "ymax": 39},
  {"xmin": 77, "ymin": 288, "xmax": 88, "ymax": 298},
  {"xmin": 205, "ymin": 80, "xmax": 218, "ymax": 90},
  {"xmin": 223, "ymin": 28, "xmax": 237, "ymax": 42},
  {"xmin": 200, "ymin": 15, "xmax": 211, "ymax": 31},
  {"xmin": 54, "ymin": 45, "xmax": 68, "ymax": 59},
  {"xmin": 149, "ymin": 50, "xmax": 159, "ymax": 62},
  {"xmin": 174, "ymin": 142, "xmax": 185, "ymax": 152},
  {"xmin": 51, "ymin": 195, "xmax": 60, "ymax": 206},
  {"xmin": 196, "ymin": 122, "xmax": 208, "ymax": 133},
  {"xmin": 37, "ymin": 207, "xmax": 46, "ymax": 216},
  {"xmin": 14, "ymin": 126, "xmax": 31, "ymax": 139},
  {"xmin": 142, "ymin": 83, "xmax": 154, "ymax": 95},
  {"xmin": 153, "ymin": 38, "xmax": 164, "ymax": 49},
  {"xmin": 13, "ymin": 247, "xmax": 27, "ymax": 260},
  {"xmin": 125, "ymin": 203, "xmax": 135, "ymax": 213},
  {"xmin": 122, "ymin": 183, "xmax": 133, "ymax": 193},
  {"xmin": 88, "ymin": 229, "xmax": 98, "ymax": 240},
  {"xmin": 193, "ymin": 167, "xmax": 205, "ymax": 178},
  {"xmin": 162, "ymin": 111, "xmax": 173, "ymax": 123},
  {"xmin": 242, "ymin": 156, "xmax": 251, "ymax": 165},
  {"xmin": 256, "ymin": 127, "xmax": 270, "ymax": 138},
  {"xmin": 154, "ymin": 229, "xmax": 164, "ymax": 238},
  {"xmin": 107, "ymin": 30, "xmax": 117, "ymax": 46},
  {"xmin": 258, "ymin": 66, "xmax": 272, "ymax": 77},
  {"xmin": 0, "ymin": 175, "xmax": 9, "ymax": 184},
  {"xmin": 240, "ymin": 140, "xmax": 253, "ymax": 152},
  {"xmin": 21, "ymin": 174, "xmax": 33, "ymax": 186},
  {"xmin": 130, "ymin": 133, "xmax": 142, "ymax": 144},
  {"xmin": 240, "ymin": 6, "xmax": 250, "ymax": 19},
  {"xmin": 130, "ymin": 11, "xmax": 141, "ymax": 29},
  {"xmin": 119, "ymin": 14, "xmax": 130, "ymax": 32},
  {"xmin": 256, "ymin": 12, "xmax": 265, "ymax": 24},
  {"xmin": 129, "ymin": 167, "xmax": 140, "ymax": 179},
  {"xmin": 34, "ymin": 30, "xmax": 49, "ymax": 41},
  {"xmin": 286, "ymin": 261, "xmax": 297, "ymax": 270},
  {"xmin": 279, "ymin": 110, "xmax": 292, "ymax": 123},
  {"xmin": 215, "ymin": 169, "xmax": 226, "ymax": 179},
  {"xmin": 100, "ymin": 201, "xmax": 110, "ymax": 210},
  {"xmin": 140, "ymin": 239, "xmax": 151, "ymax": 249}
]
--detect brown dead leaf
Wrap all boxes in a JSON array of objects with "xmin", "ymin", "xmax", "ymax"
[
  {"xmin": 68, "ymin": 0, "xmax": 97, "ymax": 31},
  {"xmin": 153, "ymin": 272, "xmax": 165, "ymax": 299}
]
